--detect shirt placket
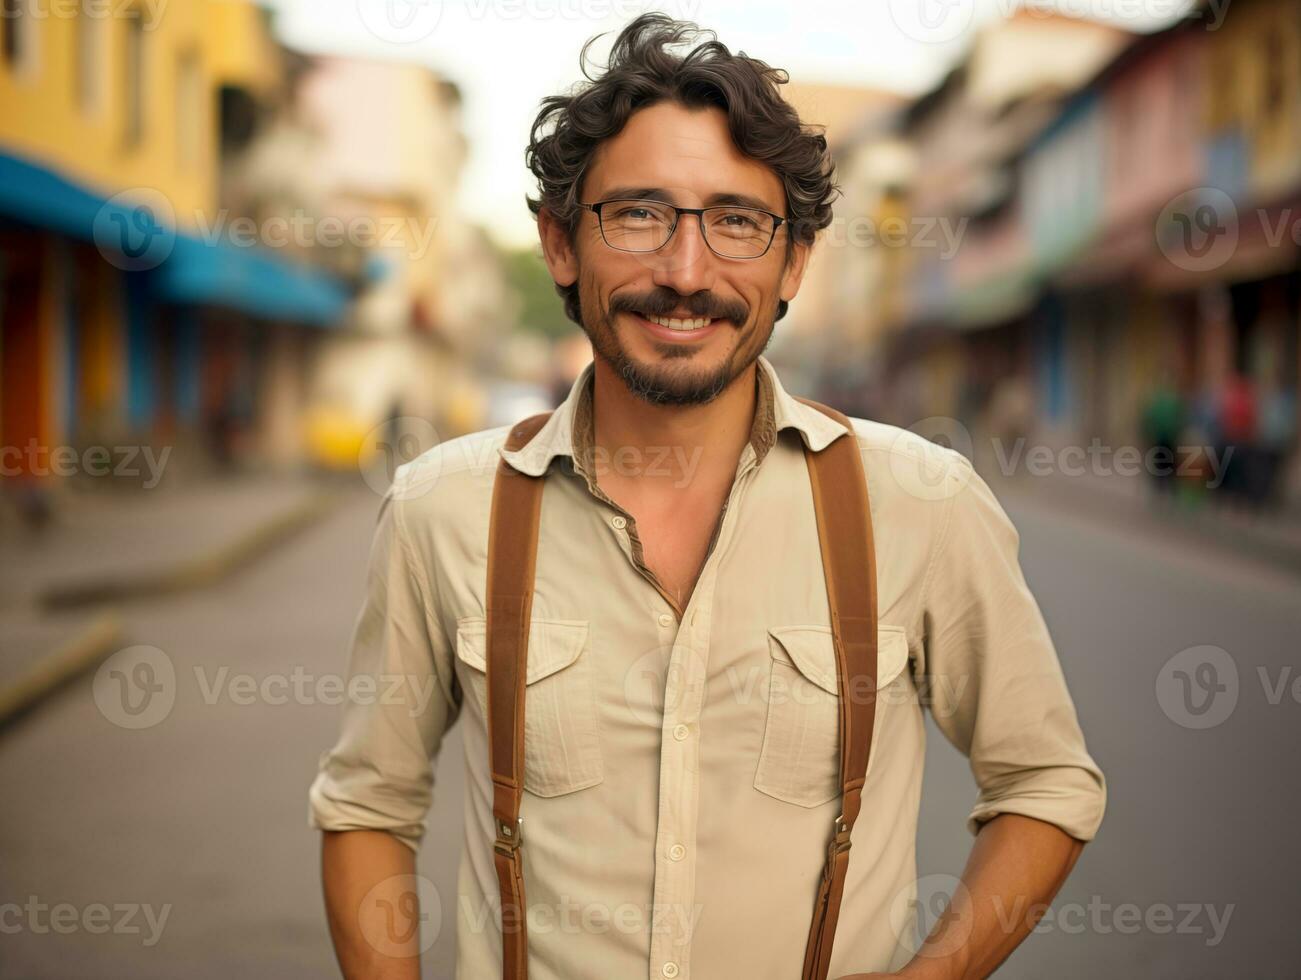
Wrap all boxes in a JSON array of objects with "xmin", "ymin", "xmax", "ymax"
[{"xmin": 643, "ymin": 444, "xmax": 759, "ymax": 980}]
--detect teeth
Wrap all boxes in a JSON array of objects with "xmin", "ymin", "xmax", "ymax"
[{"xmin": 646, "ymin": 314, "xmax": 713, "ymax": 331}]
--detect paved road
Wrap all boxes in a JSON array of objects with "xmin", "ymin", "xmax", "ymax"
[{"xmin": 1, "ymin": 482, "xmax": 1297, "ymax": 978}]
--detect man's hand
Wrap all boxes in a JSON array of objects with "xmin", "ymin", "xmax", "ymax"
[{"xmin": 837, "ymin": 813, "xmax": 1086, "ymax": 980}]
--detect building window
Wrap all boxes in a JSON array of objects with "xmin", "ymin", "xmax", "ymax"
[
  {"xmin": 75, "ymin": 11, "xmax": 103, "ymax": 112},
  {"xmin": 123, "ymin": 13, "xmax": 145, "ymax": 147},
  {"xmin": 176, "ymin": 49, "xmax": 202, "ymax": 168},
  {"xmin": 1263, "ymin": 31, "xmax": 1285, "ymax": 121}
]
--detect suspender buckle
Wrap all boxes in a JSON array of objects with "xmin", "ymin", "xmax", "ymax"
[
  {"xmin": 494, "ymin": 817, "xmax": 524, "ymax": 857},
  {"xmin": 831, "ymin": 813, "xmax": 853, "ymax": 853}
]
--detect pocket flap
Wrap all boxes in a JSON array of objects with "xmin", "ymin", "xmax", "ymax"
[
  {"xmin": 768, "ymin": 624, "xmax": 909, "ymax": 695},
  {"xmin": 455, "ymin": 617, "xmax": 590, "ymax": 683}
]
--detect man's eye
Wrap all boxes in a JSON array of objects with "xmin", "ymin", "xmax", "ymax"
[{"xmin": 721, "ymin": 213, "xmax": 759, "ymax": 228}]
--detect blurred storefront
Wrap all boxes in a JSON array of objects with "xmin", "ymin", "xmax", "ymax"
[
  {"xmin": 0, "ymin": 0, "xmax": 353, "ymax": 496},
  {"xmin": 0, "ymin": 1, "xmax": 512, "ymax": 513},
  {"xmin": 812, "ymin": 0, "xmax": 1301, "ymax": 508}
]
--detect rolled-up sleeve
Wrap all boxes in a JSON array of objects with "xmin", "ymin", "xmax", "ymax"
[
  {"xmin": 918, "ymin": 453, "xmax": 1106, "ymax": 842},
  {"xmin": 307, "ymin": 473, "xmax": 458, "ymax": 853}
]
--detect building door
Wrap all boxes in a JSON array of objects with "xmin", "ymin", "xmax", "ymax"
[{"xmin": 1, "ymin": 232, "xmax": 46, "ymax": 478}]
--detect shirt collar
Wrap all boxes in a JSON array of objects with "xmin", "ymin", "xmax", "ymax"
[{"xmin": 498, "ymin": 354, "xmax": 851, "ymax": 477}]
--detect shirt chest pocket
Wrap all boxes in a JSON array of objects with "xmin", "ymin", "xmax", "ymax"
[
  {"xmin": 455, "ymin": 616, "xmax": 604, "ymax": 798},
  {"xmin": 754, "ymin": 624, "xmax": 910, "ymax": 807}
]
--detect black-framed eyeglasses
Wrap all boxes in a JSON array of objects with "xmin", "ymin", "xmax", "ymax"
[{"xmin": 582, "ymin": 198, "xmax": 786, "ymax": 259}]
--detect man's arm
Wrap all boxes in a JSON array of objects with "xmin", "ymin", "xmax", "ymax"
[
  {"xmin": 838, "ymin": 813, "xmax": 1084, "ymax": 979},
  {"xmin": 308, "ymin": 473, "xmax": 459, "ymax": 978},
  {"xmin": 321, "ymin": 830, "xmax": 420, "ymax": 980},
  {"xmin": 852, "ymin": 448, "xmax": 1105, "ymax": 977}
]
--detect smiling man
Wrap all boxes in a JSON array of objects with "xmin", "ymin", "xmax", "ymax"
[{"xmin": 309, "ymin": 14, "xmax": 1105, "ymax": 980}]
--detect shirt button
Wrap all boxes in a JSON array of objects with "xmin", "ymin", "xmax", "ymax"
[
  {"xmin": 669, "ymin": 843, "xmax": 686, "ymax": 861},
  {"xmin": 662, "ymin": 963, "xmax": 680, "ymax": 978},
  {"xmin": 658, "ymin": 613, "xmax": 674, "ymax": 627},
  {"xmin": 611, "ymin": 515, "xmax": 627, "ymax": 529},
  {"xmin": 672, "ymin": 723, "xmax": 690, "ymax": 741}
]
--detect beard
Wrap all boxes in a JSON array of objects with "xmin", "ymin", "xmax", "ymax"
[{"xmin": 580, "ymin": 280, "xmax": 775, "ymax": 407}]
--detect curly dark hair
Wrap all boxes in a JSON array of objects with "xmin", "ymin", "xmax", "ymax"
[{"xmin": 525, "ymin": 12, "xmax": 839, "ymax": 324}]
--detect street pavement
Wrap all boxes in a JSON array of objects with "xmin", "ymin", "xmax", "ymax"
[{"xmin": 0, "ymin": 479, "xmax": 1297, "ymax": 979}]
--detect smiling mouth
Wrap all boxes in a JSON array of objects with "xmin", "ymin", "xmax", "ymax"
[{"xmin": 638, "ymin": 312, "xmax": 720, "ymax": 332}]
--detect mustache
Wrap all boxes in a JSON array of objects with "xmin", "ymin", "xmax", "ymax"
[{"xmin": 609, "ymin": 288, "xmax": 748, "ymax": 325}]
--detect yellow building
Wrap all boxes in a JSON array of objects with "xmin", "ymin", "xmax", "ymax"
[
  {"xmin": 1202, "ymin": 0, "xmax": 1301, "ymax": 204},
  {"xmin": 0, "ymin": 0, "xmax": 281, "ymax": 224},
  {"xmin": 0, "ymin": 0, "xmax": 347, "ymax": 482}
]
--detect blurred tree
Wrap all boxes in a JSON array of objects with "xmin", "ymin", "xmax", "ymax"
[{"xmin": 501, "ymin": 246, "xmax": 578, "ymax": 341}]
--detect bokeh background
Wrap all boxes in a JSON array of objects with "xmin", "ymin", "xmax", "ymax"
[{"xmin": 1, "ymin": 0, "xmax": 1298, "ymax": 977}]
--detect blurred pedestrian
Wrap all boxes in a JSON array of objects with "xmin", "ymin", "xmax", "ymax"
[
  {"xmin": 1216, "ymin": 372, "xmax": 1257, "ymax": 509},
  {"xmin": 1251, "ymin": 381, "xmax": 1296, "ymax": 509},
  {"xmin": 1140, "ymin": 373, "xmax": 1183, "ymax": 499}
]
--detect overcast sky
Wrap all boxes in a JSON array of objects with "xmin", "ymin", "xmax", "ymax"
[{"xmin": 267, "ymin": 0, "xmax": 1194, "ymax": 248}]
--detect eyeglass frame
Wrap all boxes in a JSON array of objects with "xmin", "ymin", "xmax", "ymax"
[{"xmin": 580, "ymin": 197, "xmax": 788, "ymax": 259}]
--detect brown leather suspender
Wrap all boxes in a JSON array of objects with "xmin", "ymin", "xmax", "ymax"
[
  {"xmin": 485, "ymin": 398, "xmax": 878, "ymax": 980},
  {"xmin": 792, "ymin": 396, "xmax": 880, "ymax": 980},
  {"xmin": 486, "ymin": 412, "xmax": 552, "ymax": 978}
]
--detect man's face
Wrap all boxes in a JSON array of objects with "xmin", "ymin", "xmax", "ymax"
[{"xmin": 540, "ymin": 101, "xmax": 810, "ymax": 405}]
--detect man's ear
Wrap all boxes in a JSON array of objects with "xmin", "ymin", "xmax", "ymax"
[
  {"xmin": 538, "ymin": 206, "xmax": 579, "ymax": 288},
  {"xmin": 779, "ymin": 239, "xmax": 812, "ymax": 304}
]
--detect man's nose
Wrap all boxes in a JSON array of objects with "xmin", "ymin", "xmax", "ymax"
[{"xmin": 650, "ymin": 213, "xmax": 716, "ymax": 295}]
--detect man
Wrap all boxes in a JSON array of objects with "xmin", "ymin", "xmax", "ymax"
[{"xmin": 310, "ymin": 14, "xmax": 1105, "ymax": 979}]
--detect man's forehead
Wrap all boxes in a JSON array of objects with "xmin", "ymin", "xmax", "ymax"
[{"xmin": 584, "ymin": 102, "xmax": 784, "ymax": 205}]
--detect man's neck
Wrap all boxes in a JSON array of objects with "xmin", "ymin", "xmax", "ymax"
[{"xmin": 589, "ymin": 357, "xmax": 758, "ymax": 492}]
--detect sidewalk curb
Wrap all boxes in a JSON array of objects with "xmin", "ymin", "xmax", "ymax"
[
  {"xmin": 988, "ymin": 470, "xmax": 1301, "ymax": 578},
  {"xmin": 37, "ymin": 490, "xmax": 343, "ymax": 611},
  {"xmin": 0, "ymin": 611, "xmax": 124, "ymax": 730}
]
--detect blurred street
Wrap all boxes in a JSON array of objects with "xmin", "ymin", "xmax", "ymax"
[
  {"xmin": 1, "ymin": 475, "xmax": 1298, "ymax": 979},
  {"xmin": 3, "ymin": 0, "xmax": 1301, "ymax": 977}
]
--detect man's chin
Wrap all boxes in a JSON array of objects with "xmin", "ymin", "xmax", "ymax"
[{"xmin": 604, "ymin": 350, "xmax": 739, "ymax": 406}]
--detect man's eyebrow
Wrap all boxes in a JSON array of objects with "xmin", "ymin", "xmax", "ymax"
[
  {"xmin": 598, "ymin": 186, "xmax": 674, "ymax": 203},
  {"xmin": 596, "ymin": 187, "xmax": 783, "ymax": 214},
  {"xmin": 703, "ymin": 191, "xmax": 783, "ymax": 214}
]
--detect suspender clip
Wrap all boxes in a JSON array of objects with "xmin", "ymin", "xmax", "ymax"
[{"xmin": 494, "ymin": 817, "xmax": 524, "ymax": 857}]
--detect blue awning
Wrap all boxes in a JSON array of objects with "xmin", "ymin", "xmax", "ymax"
[
  {"xmin": 153, "ymin": 235, "xmax": 349, "ymax": 327},
  {"xmin": 0, "ymin": 149, "xmax": 349, "ymax": 327}
]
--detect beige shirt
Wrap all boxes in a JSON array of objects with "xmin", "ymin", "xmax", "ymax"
[{"xmin": 309, "ymin": 354, "xmax": 1106, "ymax": 980}]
